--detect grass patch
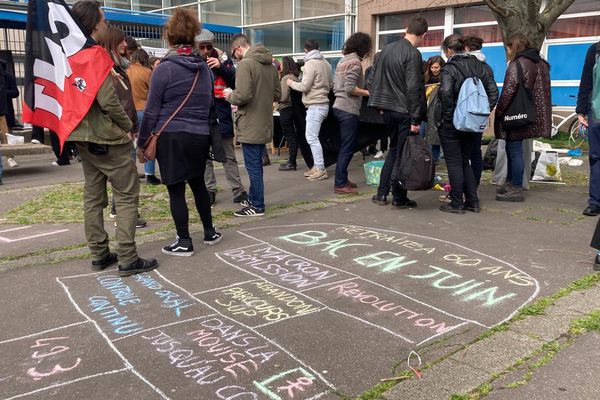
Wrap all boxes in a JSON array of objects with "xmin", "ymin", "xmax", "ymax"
[
  {"xmin": 4, "ymin": 183, "xmax": 227, "ymax": 224},
  {"xmin": 357, "ymin": 381, "xmax": 398, "ymax": 400},
  {"xmin": 570, "ymin": 310, "xmax": 600, "ymax": 335},
  {"xmin": 560, "ymin": 166, "xmax": 589, "ymax": 186},
  {"xmin": 509, "ymin": 272, "xmax": 600, "ymax": 321},
  {"xmin": 6, "ymin": 183, "xmax": 86, "ymax": 224},
  {"xmin": 538, "ymin": 131, "xmax": 588, "ymax": 151}
]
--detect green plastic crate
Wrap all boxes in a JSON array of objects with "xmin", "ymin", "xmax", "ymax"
[{"xmin": 364, "ymin": 160, "xmax": 385, "ymax": 186}]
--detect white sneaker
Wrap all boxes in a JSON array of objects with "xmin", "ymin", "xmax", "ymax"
[
  {"xmin": 51, "ymin": 161, "xmax": 59, "ymax": 166},
  {"xmin": 7, "ymin": 157, "xmax": 18, "ymax": 168},
  {"xmin": 31, "ymin": 139, "xmax": 41, "ymax": 144},
  {"xmin": 374, "ymin": 151, "xmax": 384, "ymax": 159},
  {"xmin": 307, "ymin": 168, "xmax": 328, "ymax": 181},
  {"xmin": 304, "ymin": 167, "xmax": 317, "ymax": 177}
]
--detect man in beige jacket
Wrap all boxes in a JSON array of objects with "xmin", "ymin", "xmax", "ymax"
[{"xmin": 287, "ymin": 39, "xmax": 333, "ymax": 181}]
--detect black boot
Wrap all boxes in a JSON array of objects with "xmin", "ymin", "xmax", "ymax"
[
  {"xmin": 119, "ymin": 257, "xmax": 159, "ymax": 277},
  {"xmin": 278, "ymin": 162, "xmax": 296, "ymax": 171},
  {"xmin": 92, "ymin": 252, "xmax": 118, "ymax": 271}
]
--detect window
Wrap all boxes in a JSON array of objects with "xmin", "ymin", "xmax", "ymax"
[
  {"xmin": 201, "ymin": 0, "xmax": 242, "ymax": 26},
  {"xmin": 163, "ymin": 0, "xmax": 197, "ymax": 7},
  {"xmin": 104, "ymin": 0, "xmax": 131, "ymax": 10},
  {"xmin": 548, "ymin": 15, "xmax": 600, "ymax": 39},
  {"xmin": 378, "ymin": 33, "xmax": 401, "ymax": 49},
  {"xmin": 453, "ymin": 5, "xmax": 495, "ymax": 25},
  {"xmin": 420, "ymin": 30, "xmax": 445, "ymax": 48},
  {"xmin": 246, "ymin": 23, "xmax": 293, "ymax": 55},
  {"xmin": 454, "ymin": 25, "xmax": 503, "ymax": 44},
  {"xmin": 564, "ymin": 0, "xmax": 600, "ymax": 14},
  {"xmin": 379, "ymin": 9, "xmax": 445, "ymax": 32},
  {"xmin": 327, "ymin": 57, "xmax": 341, "ymax": 75},
  {"xmin": 163, "ymin": 4, "xmax": 198, "ymax": 15},
  {"xmin": 131, "ymin": 0, "xmax": 162, "ymax": 12},
  {"xmin": 295, "ymin": 17, "xmax": 345, "ymax": 53},
  {"xmin": 244, "ymin": 0, "xmax": 293, "ymax": 25},
  {"xmin": 295, "ymin": 0, "xmax": 346, "ymax": 18}
]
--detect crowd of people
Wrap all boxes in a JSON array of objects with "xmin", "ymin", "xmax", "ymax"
[{"xmin": 2, "ymin": 0, "xmax": 600, "ymax": 274}]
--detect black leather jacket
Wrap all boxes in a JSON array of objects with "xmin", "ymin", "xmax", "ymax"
[
  {"xmin": 367, "ymin": 38, "xmax": 426, "ymax": 125},
  {"xmin": 440, "ymin": 53, "xmax": 498, "ymax": 124}
]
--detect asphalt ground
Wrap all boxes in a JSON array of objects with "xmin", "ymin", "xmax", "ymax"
[{"xmin": 0, "ymin": 149, "xmax": 597, "ymax": 399}]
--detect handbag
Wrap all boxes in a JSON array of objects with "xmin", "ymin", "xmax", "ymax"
[
  {"xmin": 142, "ymin": 70, "xmax": 200, "ymax": 161},
  {"xmin": 502, "ymin": 61, "xmax": 536, "ymax": 130}
]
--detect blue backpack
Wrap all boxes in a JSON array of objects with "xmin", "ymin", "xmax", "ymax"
[{"xmin": 453, "ymin": 67, "xmax": 490, "ymax": 133}]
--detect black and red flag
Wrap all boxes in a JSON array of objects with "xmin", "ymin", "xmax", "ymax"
[{"xmin": 23, "ymin": 0, "xmax": 113, "ymax": 149}]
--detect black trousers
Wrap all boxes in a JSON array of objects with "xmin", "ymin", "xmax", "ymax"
[
  {"xmin": 292, "ymin": 107, "xmax": 314, "ymax": 168},
  {"xmin": 377, "ymin": 111, "xmax": 410, "ymax": 202},
  {"xmin": 279, "ymin": 107, "xmax": 298, "ymax": 165},
  {"xmin": 31, "ymin": 126, "xmax": 45, "ymax": 143},
  {"xmin": 50, "ymin": 131, "xmax": 72, "ymax": 165},
  {"xmin": 470, "ymin": 133, "xmax": 483, "ymax": 186},
  {"xmin": 166, "ymin": 177, "xmax": 214, "ymax": 240},
  {"xmin": 439, "ymin": 123, "xmax": 479, "ymax": 206},
  {"xmin": 591, "ymin": 218, "xmax": 600, "ymax": 250}
]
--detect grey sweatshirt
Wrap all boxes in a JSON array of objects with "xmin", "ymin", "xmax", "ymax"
[{"xmin": 333, "ymin": 53, "xmax": 364, "ymax": 115}]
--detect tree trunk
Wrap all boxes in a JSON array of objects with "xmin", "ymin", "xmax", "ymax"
[{"xmin": 483, "ymin": 0, "xmax": 576, "ymax": 51}]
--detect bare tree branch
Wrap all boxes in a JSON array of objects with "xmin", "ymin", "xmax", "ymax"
[
  {"xmin": 527, "ymin": 0, "xmax": 541, "ymax": 24},
  {"xmin": 483, "ymin": 0, "xmax": 510, "ymax": 18},
  {"xmin": 540, "ymin": 0, "xmax": 575, "ymax": 27}
]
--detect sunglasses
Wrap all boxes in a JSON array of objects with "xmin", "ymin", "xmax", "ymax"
[{"xmin": 198, "ymin": 44, "xmax": 213, "ymax": 51}]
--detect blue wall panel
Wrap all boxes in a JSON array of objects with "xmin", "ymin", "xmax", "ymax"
[
  {"xmin": 481, "ymin": 46, "xmax": 507, "ymax": 82},
  {"xmin": 421, "ymin": 50, "xmax": 441, "ymax": 60},
  {"xmin": 551, "ymin": 86, "xmax": 579, "ymax": 107},
  {"xmin": 547, "ymin": 43, "xmax": 591, "ymax": 81}
]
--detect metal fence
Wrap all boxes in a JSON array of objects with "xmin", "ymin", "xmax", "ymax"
[
  {"xmin": 0, "ymin": 27, "xmax": 26, "ymax": 125},
  {"xmin": 0, "ymin": 23, "xmax": 236, "ymax": 124}
]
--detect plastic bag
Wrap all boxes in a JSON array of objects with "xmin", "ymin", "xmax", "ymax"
[{"xmin": 532, "ymin": 151, "xmax": 562, "ymax": 182}]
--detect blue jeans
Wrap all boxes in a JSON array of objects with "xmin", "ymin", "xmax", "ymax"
[
  {"xmin": 333, "ymin": 108, "xmax": 359, "ymax": 187},
  {"xmin": 431, "ymin": 145, "xmax": 441, "ymax": 162},
  {"xmin": 506, "ymin": 139, "xmax": 524, "ymax": 188},
  {"xmin": 137, "ymin": 111, "xmax": 156, "ymax": 176},
  {"xmin": 242, "ymin": 143, "xmax": 265, "ymax": 210},
  {"xmin": 589, "ymin": 117, "xmax": 600, "ymax": 207},
  {"xmin": 305, "ymin": 105, "xmax": 329, "ymax": 170}
]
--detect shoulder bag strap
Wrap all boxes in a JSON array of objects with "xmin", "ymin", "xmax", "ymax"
[
  {"xmin": 515, "ymin": 59, "xmax": 524, "ymax": 82},
  {"xmin": 153, "ymin": 69, "xmax": 200, "ymax": 137},
  {"xmin": 515, "ymin": 59, "xmax": 538, "ymax": 90}
]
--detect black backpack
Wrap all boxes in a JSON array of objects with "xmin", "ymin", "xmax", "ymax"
[{"xmin": 392, "ymin": 134, "xmax": 435, "ymax": 191}]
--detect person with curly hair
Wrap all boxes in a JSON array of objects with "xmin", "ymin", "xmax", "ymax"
[
  {"xmin": 332, "ymin": 32, "xmax": 372, "ymax": 194},
  {"xmin": 138, "ymin": 8, "xmax": 222, "ymax": 256}
]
